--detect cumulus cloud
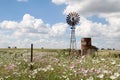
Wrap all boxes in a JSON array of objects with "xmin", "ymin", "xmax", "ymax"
[
  {"xmin": 52, "ymin": 0, "xmax": 120, "ymax": 17},
  {"xmin": 52, "ymin": 0, "xmax": 67, "ymax": 5},
  {"xmin": 17, "ymin": 0, "xmax": 29, "ymax": 2},
  {"xmin": 77, "ymin": 16, "xmax": 120, "ymax": 37},
  {"xmin": 0, "ymin": 14, "xmax": 68, "ymax": 48},
  {"xmin": 1, "ymin": 0, "xmax": 120, "ymax": 49},
  {"xmin": 19, "ymin": 14, "xmax": 51, "ymax": 34},
  {"xmin": 52, "ymin": 0, "xmax": 120, "ymax": 49},
  {"xmin": 74, "ymin": 16, "xmax": 120, "ymax": 49},
  {"xmin": 76, "ymin": 17, "xmax": 106, "ymax": 37},
  {"xmin": 0, "ymin": 21, "xmax": 18, "ymax": 30},
  {"xmin": 50, "ymin": 23, "xmax": 68, "ymax": 36}
]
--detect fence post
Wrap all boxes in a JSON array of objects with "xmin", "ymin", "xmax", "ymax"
[{"xmin": 30, "ymin": 43, "xmax": 33, "ymax": 70}]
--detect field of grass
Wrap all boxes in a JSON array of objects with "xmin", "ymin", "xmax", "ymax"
[{"xmin": 0, "ymin": 48, "xmax": 120, "ymax": 80}]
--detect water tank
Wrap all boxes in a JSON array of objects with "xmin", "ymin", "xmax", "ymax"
[{"xmin": 81, "ymin": 38, "xmax": 92, "ymax": 55}]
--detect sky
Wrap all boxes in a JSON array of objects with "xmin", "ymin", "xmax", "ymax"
[{"xmin": 0, "ymin": 0, "xmax": 120, "ymax": 49}]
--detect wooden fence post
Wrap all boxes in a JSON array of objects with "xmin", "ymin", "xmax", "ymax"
[{"xmin": 30, "ymin": 43, "xmax": 33, "ymax": 70}]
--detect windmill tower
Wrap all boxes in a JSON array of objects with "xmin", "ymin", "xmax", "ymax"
[{"xmin": 66, "ymin": 12, "xmax": 80, "ymax": 54}]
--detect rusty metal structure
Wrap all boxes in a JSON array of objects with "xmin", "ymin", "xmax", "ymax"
[
  {"xmin": 66, "ymin": 12, "xmax": 80, "ymax": 54},
  {"xmin": 81, "ymin": 38, "xmax": 92, "ymax": 55}
]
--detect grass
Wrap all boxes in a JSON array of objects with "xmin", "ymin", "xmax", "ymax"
[{"xmin": 0, "ymin": 48, "xmax": 120, "ymax": 80}]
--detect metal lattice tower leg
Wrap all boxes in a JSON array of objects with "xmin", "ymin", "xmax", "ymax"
[{"xmin": 70, "ymin": 26, "xmax": 77, "ymax": 54}]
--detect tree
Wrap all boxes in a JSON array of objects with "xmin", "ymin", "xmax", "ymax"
[
  {"xmin": 14, "ymin": 46, "xmax": 17, "ymax": 49},
  {"xmin": 8, "ymin": 46, "xmax": 11, "ymax": 49},
  {"xmin": 101, "ymin": 48, "xmax": 105, "ymax": 50},
  {"xmin": 113, "ymin": 48, "xmax": 115, "ymax": 50}
]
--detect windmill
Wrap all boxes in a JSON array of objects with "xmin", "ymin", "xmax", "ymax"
[{"xmin": 66, "ymin": 12, "xmax": 80, "ymax": 54}]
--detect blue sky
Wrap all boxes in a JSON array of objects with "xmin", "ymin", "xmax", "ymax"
[
  {"xmin": 0, "ymin": 0, "xmax": 120, "ymax": 49},
  {"xmin": 0, "ymin": 0, "xmax": 65, "ymax": 24}
]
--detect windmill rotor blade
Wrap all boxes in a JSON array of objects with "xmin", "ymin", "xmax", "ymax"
[{"xmin": 66, "ymin": 12, "xmax": 80, "ymax": 26}]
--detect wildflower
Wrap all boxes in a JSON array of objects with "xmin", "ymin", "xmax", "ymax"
[
  {"xmin": 70, "ymin": 64, "xmax": 75, "ymax": 69},
  {"xmin": 97, "ymin": 74, "xmax": 104, "ymax": 78},
  {"xmin": 30, "ymin": 62, "xmax": 34, "ymax": 66},
  {"xmin": 50, "ymin": 67, "xmax": 54, "ymax": 71},
  {"xmin": 114, "ymin": 72, "xmax": 119, "ymax": 77},
  {"xmin": 14, "ymin": 72, "xmax": 21, "ymax": 76},
  {"xmin": 46, "ymin": 65, "xmax": 54, "ymax": 71},
  {"xmin": 86, "ymin": 76, "xmax": 93, "ymax": 80},
  {"xmin": 110, "ymin": 75, "xmax": 116, "ymax": 80},
  {"xmin": 5, "ymin": 76, "xmax": 10, "ymax": 79},
  {"xmin": 16, "ymin": 62, "xmax": 21, "ymax": 65},
  {"xmin": 7, "ymin": 64, "xmax": 17, "ymax": 70},
  {"xmin": 101, "ymin": 58, "xmax": 105, "ymax": 61},
  {"xmin": 37, "ymin": 68, "xmax": 42, "ymax": 71},
  {"xmin": 0, "ymin": 77, "xmax": 4, "ymax": 80},
  {"xmin": 63, "ymin": 72, "xmax": 66, "ymax": 74},
  {"xmin": 33, "ymin": 56, "xmax": 39, "ymax": 62},
  {"xmin": 93, "ymin": 68, "xmax": 100, "ymax": 74},
  {"xmin": 73, "ymin": 70, "xmax": 77, "ymax": 73},
  {"xmin": 95, "ymin": 59, "xmax": 100, "ymax": 63},
  {"xmin": 103, "ymin": 70, "xmax": 109, "ymax": 74},
  {"xmin": 42, "ymin": 68, "xmax": 47, "ymax": 72},
  {"xmin": 33, "ymin": 69, "xmax": 38, "ymax": 74},
  {"xmin": 28, "ymin": 75, "xmax": 31, "ymax": 78},
  {"xmin": 110, "ymin": 73, "xmax": 119, "ymax": 80},
  {"xmin": 0, "ymin": 62, "xmax": 3, "ymax": 65},
  {"xmin": 62, "ymin": 64, "xmax": 66, "ymax": 67},
  {"xmin": 62, "ymin": 75, "xmax": 66, "ymax": 78},
  {"xmin": 81, "ymin": 56, "xmax": 85, "ymax": 59},
  {"xmin": 111, "ymin": 61, "xmax": 116, "ymax": 65},
  {"xmin": 23, "ymin": 59, "xmax": 28, "ymax": 62},
  {"xmin": 115, "ymin": 64, "xmax": 120, "ymax": 67},
  {"xmin": 32, "ymin": 75, "xmax": 35, "ymax": 79},
  {"xmin": 66, "ymin": 77, "xmax": 70, "ymax": 80},
  {"xmin": 84, "ymin": 69, "xmax": 89, "ymax": 74},
  {"xmin": 92, "ymin": 59, "xmax": 96, "ymax": 63},
  {"xmin": 69, "ymin": 73, "xmax": 72, "ymax": 76}
]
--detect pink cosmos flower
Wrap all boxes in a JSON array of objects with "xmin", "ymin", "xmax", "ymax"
[
  {"xmin": 33, "ymin": 56, "xmax": 39, "ymax": 62},
  {"xmin": 93, "ymin": 68, "xmax": 100, "ymax": 74},
  {"xmin": 7, "ymin": 64, "xmax": 16, "ymax": 70}
]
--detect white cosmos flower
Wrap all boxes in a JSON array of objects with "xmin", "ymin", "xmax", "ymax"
[
  {"xmin": 111, "ymin": 60, "xmax": 116, "ymax": 65},
  {"xmin": 110, "ymin": 73, "xmax": 119, "ymax": 80},
  {"xmin": 62, "ymin": 75, "xmax": 67, "ymax": 78},
  {"xmin": 86, "ymin": 76, "xmax": 93, "ymax": 80},
  {"xmin": 115, "ymin": 64, "xmax": 120, "ymax": 67},
  {"xmin": 33, "ymin": 69, "xmax": 38, "ymax": 74},
  {"xmin": 110, "ymin": 75, "xmax": 116, "ymax": 80},
  {"xmin": 30, "ymin": 62, "xmax": 34, "ymax": 65},
  {"xmin": 0, "ymin": 77, "xmax": 4, "ymax": 80},
  {"xmin": 101, "ymin": 58, "xmax": 105, "ymax": 61},
  {"xmin": 66, "ymin": 77, "xmax": 70, "ymax": 80},
  {"xmin": 97, "ymin": 74, "xmax": 104, "ymax": 78},
  {"xmin": 42, "ymin": 68, "xmax": 47, "ymax": 72},
  {"xmin": 103, "ymin": 70, "xmax": 109, "ymax": 74},
  {"xmin": 114, "ymin": 72, "xmax": 119, "ymax": 77}
]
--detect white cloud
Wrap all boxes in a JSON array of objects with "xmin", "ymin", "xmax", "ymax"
[
  {"xmin": 52, "ymin": 0, "xmax": 67, "ymax": 5},
  {"xmin": 50, "ymin": 23, "xmax": 68, "ymax": 36},
  {"xmin": 74, "ymin": 16, "xmax": 120, "ymax": 49},
  {"xmin": 17, "ymin": 0, "xmax": 29, "ymax": 2},
  {"xmin": 76, "ymin": 17, "xmax": 106, "ymax": 37},
  {"xmin": 52, "ymin": 0, "xmax": 120, "ymax": 49},
  {"xmin": 0, "ymin": 14, "xmax": 68, "ymax": 48},
  {"xmin": 19, "ymin": 14, "xmax": 50, "ymax": 34},
  {"xmin": 77, "ymin": 16, "xmax": 120, "ymax": 38},
  {"xmin": 0, "ymin": 21, "xmax": 18, "ymax": 30},
  {"xmin": 52, "ymin": 0, "xmax": 120, "ymax": 16}
]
